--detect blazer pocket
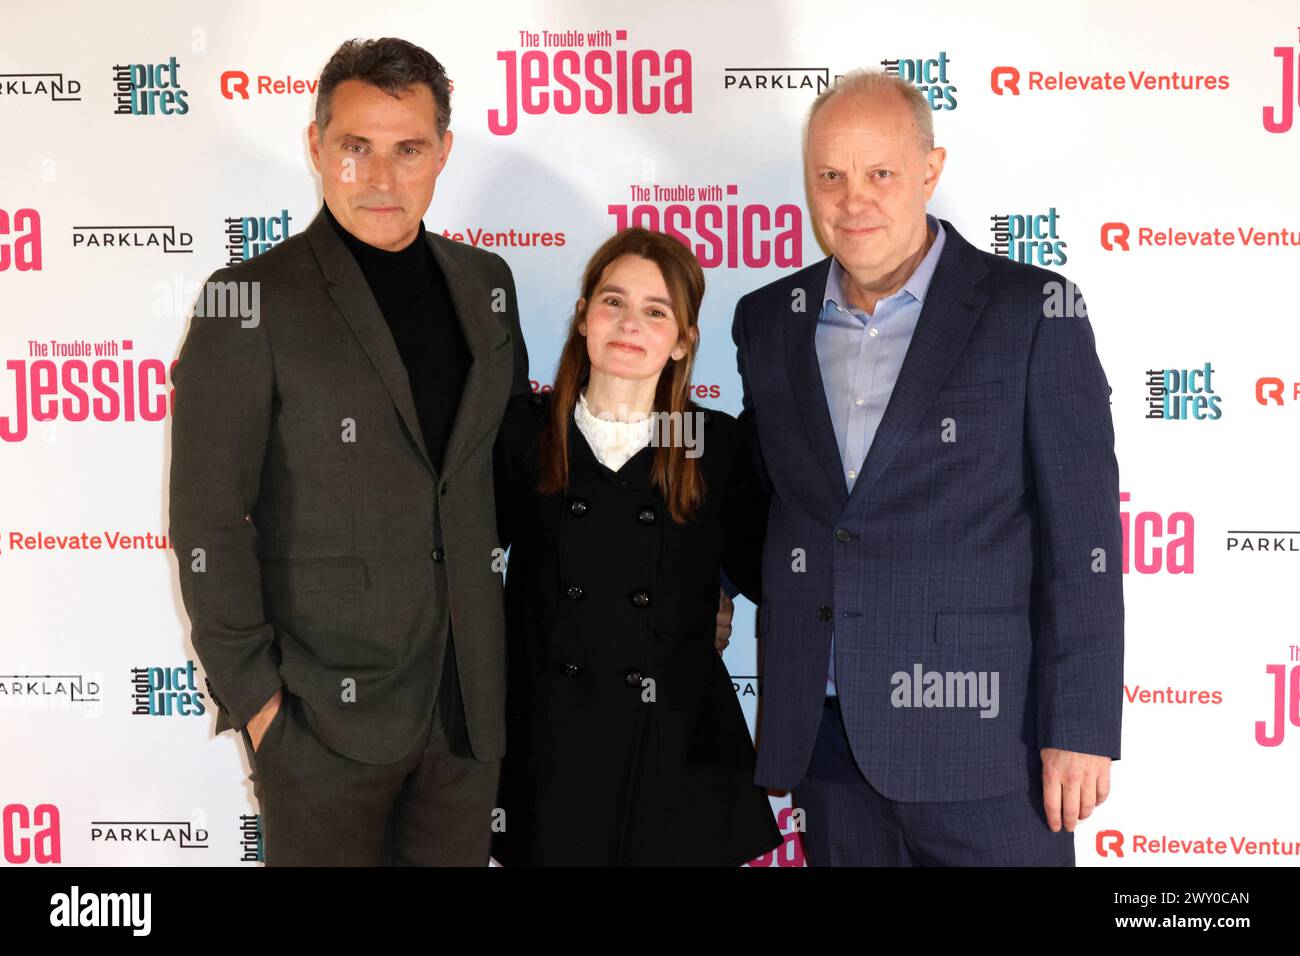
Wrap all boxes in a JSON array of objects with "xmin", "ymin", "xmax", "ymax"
[
  {"xmin": 933, "ymin": 606, "xmax": 1029, "ymax": 646},
  {"xmin": 934, "ymin": 380, "xmax": 1003, "ymax": 404},
  {"xmin": 261, "ymin": 556, "xmax": 368, "ymax": 593}
]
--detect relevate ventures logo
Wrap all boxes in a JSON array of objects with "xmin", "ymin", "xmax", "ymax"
[
  {"xmin": 990, "ymin": 64, "xmax": 1228, "ymax": 95},
  {"xmin": 1095, "ymin": 829, "xmax": 1299, "ymax": 859},
  {"xmin": 220, "ymin": 69, "xmax": 318, "ymax": 99},
  {"xmin": 1100, "ymin": 220, "xmax": 1300, "ymax": 251}
]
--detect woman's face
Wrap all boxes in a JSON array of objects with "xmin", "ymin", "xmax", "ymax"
[{"xmin": 578, "ymin": 254, "xmax": 691, "ymax": 383}]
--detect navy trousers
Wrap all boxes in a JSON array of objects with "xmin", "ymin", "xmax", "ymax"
[{"xmin": 794, "ymin": 697, "xmax": 1074, "ymax": 866}]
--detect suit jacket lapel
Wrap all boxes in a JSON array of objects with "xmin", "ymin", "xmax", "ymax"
[
  {"xmin": 845, "ymin": 218, "xmax": 991, "ymax": 507},
  {"xmin": 306, "ymin": 206, "xmax": 507, "ymax": 480},
  {"xmin": 427, "ymin": 232, "xmax": 509, "ymax": 478},
  {"xmin": 782, "ymin": 255, "xmax": 849, "ymax": 510},
  {"xmin": 307, "ymin": 207, "xmax": 437, "ymax": 475}
]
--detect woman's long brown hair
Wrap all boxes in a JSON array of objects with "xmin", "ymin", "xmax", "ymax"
[{"xmin": 538, "ymin": 227, "xmax": 706, "ymax": 523}]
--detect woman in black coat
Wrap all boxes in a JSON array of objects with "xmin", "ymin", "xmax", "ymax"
[{"xmin": 490, "ymin": 228, "xmax": 781, "ymax": 866}]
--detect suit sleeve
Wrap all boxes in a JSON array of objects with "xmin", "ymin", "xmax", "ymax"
[
  {"xmin": 493, "ymin": 253, "xmax": 532, "ymax": 397},
  {"xmin": 1024, "ymin": 285, "xmax": 1124, "ymax": 759},
  {"xmin": 492, "ymin": 407, "xmax": 516, "ymax": 554},
  {"xmin": 168, "ymin": 268, "xmax": 283, "ymax": 733}
]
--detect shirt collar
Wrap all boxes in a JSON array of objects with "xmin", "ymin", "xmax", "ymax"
[{"xmin": 823, "ymin": 213, "xmax": 946, "ymax": 314}]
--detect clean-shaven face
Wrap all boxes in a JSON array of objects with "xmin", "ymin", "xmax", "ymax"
[
  {"xmin": 308, "ymin": 78, "xmax": 452, "ymax": 251},
  {"xmin": 806, "ymin": 89, "xmax": 944, "ymax": 281}
]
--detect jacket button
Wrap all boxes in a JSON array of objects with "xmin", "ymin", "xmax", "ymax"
[
  {"xmin": 561, "ymin": 662, "xmax": 580, "ymax": 677},
  {"xmin": 624, "ymin": 668, "xmax": 644, "ymax": 687},
  {"xmin": 637, "ymin": 507, "xmax": 657, "ymax": 525},
  {"xmin": 529, "ymin": 394, "xmax": 544, "ymax": 407},
  {"xmin": 566, "ymin": 585, "xmax": 584, "ymax": 601},
  {"xmin": 834, "ymin": 528, "xmax": 852, "ymax": 543},
  {"xmin": 816, "ymin": 605, "xmax": 833, "ymax": 621},
  {"xmin": 431, "ymin": 547, "xmax": 445, "ymax": 562},
  {"xmin": 630, "ymin": 590, "xmax": 651, "ymax": 608},
  {"xmin": 569, "ymin": 498, "xmax": 589, "ymax": 517},
  {"xmin": 440, "ymin": 481, "xmax": 448, "ymax": 495}
]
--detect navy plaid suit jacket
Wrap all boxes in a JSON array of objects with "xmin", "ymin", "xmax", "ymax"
[{"xmin": 733, "ymin": 216, "xmax": 1124, "ymax": 802}]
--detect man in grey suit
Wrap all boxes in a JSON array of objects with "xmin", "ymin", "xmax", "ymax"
[{"xmin": 169, "ymin": 38, "xmax": 529, "ymax": 865}]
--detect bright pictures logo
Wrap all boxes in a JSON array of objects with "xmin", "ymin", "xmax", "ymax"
[
  {"xmin": 882, "ymin": 52, "xmax": 956, "ymax": 109},
  {"xmin": 112, "ymin": 56, "xmax": 189, "ymax": 115}
]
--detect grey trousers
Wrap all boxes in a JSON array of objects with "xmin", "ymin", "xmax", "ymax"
[{"xmin": 240, "ymin": 638, "xmax": 501, "ymax": 866}]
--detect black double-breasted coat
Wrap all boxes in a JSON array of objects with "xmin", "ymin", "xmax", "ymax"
[{"xmin": 489, "ymin": 391, "xmax": 781, "ymax": 866}]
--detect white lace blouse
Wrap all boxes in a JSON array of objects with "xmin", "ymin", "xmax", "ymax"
[{"xmin": 574, "ymin": 390, "xmax": 654, "ymax": 473}]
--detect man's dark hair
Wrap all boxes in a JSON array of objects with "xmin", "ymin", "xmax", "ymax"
[{"xmin": 315, "ymin": 37, "xmax": 452, "ymax": 138}]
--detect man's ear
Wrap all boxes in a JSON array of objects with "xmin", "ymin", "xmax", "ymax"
[
  {"xmin": 922, "ymin": 145, "xmax": 946, "ymax": 198},
  {"xmin": 436, "ymin": 129, "xmax": 454, "ymax": 174}
]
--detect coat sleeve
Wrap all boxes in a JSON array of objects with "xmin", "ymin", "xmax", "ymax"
[
  {"xmin": 168, "ymin": 268, "xmax": 284, "ymax": 734},
  {"xmin": 1024, "ymin": 283, "xmax": 1124, "ymax": 759},
  {"xmin": 718, "ymin": 412, "xmax": 770, "ymax": 608},
  {"xmin": 730, "ymin": 293, "xmax": 774, "ymax": 495},
  {"xmin": 717, "ymin": 295, "xmax": 774, "ymax": 600}
]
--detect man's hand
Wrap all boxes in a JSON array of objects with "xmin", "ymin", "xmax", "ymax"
[
  {"xmin": 246, "ymin": 688, "xmax": 283, "ymax": 753},
  {"xmin": 714, "ymin": 587, "xmax": 734, "ymax": 654},
  {"xmin": 1041, "ymin": 747, "xmax": 1111, "ymax": 832}
]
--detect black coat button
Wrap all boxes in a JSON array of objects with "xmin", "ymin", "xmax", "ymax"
[
  {"xmin": 834, "ymin": 528, "xmax": 852, "ymax": 543},
  {"xmin": 562, "ymin": 662, "xmax": 580, "ymax": 676},
  {"xmin": 569, "ymin": 498, "xmax": 589, "ymax": 517},
  {"xmin": 529, "ymin": 393, "xmax": 544, "ymax": 407},
  {"xmin": 624, "ymin": 668, "xmax": 644, "ymax": 687},
  {"xmin": 637, "ymin": 507, "xmax": 657, "ymax": 525},
  {"xmin": 631, "ymin": 590, "xmax": 651, "ymax": 608},
  {"xmin": 431, "ymin": 547, "xmax": 445, "ymax": 562},
  {"xmin": 440, "ymin": 481, "xmax": 448, "ymax": 495},
  {"xmin": 566, "ymin": 585, "xmax": 584, "ymax": 601},
  {"xmin": 816, "ymin": 605, "xmax": 833, "ymax": 621}
]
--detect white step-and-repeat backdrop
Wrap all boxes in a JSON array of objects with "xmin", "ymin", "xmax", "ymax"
[{"xmin": 3, "ymin": 0, "xmax": 1298, "ymax": 866}]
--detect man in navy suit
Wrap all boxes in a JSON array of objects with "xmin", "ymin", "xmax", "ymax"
[{"xmin": 732, "ymin": 69, "xmax": 1124, "ymax": 865}]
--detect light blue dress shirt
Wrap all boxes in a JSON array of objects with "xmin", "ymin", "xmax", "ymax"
[{"xmin": 818, "ymin": 213, "xmax": 947, "ymax": 696}]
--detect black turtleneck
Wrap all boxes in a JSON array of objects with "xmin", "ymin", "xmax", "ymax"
[{"xmin": 322, "ymin": 202, "xmax": 470, "ymax": 474}]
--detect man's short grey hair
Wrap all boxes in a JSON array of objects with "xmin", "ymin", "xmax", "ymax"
[
  {"xmin": 315, "ymin": 37, "xmax": 452, "ymax": 138},
  {"xmin": 804, "ymin": 69, "xmax": 935, "ymax": 157}
]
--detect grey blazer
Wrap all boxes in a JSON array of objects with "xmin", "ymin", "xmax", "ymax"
[{"xmin": 168, "ymin": 205, "xmax": 529, "ymax": 765}]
